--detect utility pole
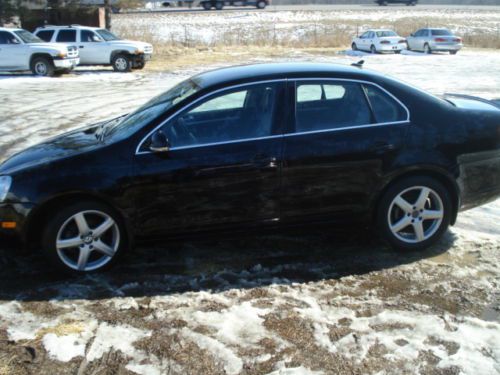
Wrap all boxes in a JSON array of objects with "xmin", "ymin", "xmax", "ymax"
[{"xmin": 104, "ymin": 0, "xmax": 111, "ymax": 29}]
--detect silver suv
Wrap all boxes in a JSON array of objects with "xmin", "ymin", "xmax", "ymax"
[
  {"xmin": 34, "ymin": 25, "xmax": 153, "ymax": 72},
  {"xmin": 406, "ymin": 28, "xmax": 463, "ymax": 55}
]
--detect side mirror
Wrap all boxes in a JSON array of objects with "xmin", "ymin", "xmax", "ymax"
[
  {"xmin": 92, "ymin": 35, "xmax": 102, "ymax": 42},
  {"xmin": 410, "ymin": 33, "xmax": 414, "ymax": 37},
  {"xmin": 149, "ymin": 130, "xmax": 170, "ymax": 153}
]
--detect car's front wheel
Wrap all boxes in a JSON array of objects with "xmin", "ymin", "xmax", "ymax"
[
  {"xmin": 112, "ymin": 54, "xmax": 132, "ymax": 72},
  {"xmin": 377, "ymin": 177, "xmax": 451, "ymax": 251},
  {"xmin": 256, "ymin": 0, "xmax": 266, "ymax": 9},
  {"xmin": 42, "ymin": 201, "xmax": 127, "ymax": 274},
  {"xmin": 31, "ymin": 57, "xmax": 55, "ymax": 77},
  {"xmin": 351, "ymin": 43, "xmax": 357, "ymax": 51}
]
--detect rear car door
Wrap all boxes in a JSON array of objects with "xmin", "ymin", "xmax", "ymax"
[
  {"xmin": 133, "ymin": 81, "xmax": 286, "ymax": 237},
  {"xmin": 280, "ymin": 79, "xmax": 410, "ymax": 223}
]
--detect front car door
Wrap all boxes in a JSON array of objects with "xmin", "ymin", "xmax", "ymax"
[
  {"xmin": 78, "ymin": 30, "xmax": 109, "ymax": 64},
  {"xmin": 0, "ymin": 31, "xmax": 26, "ymax": 69},
  {"xmin": 280, "ymin": 78, "xmax": 410, "ymax": 223},
  {"xmin": 132, "ymin": 80, "xmax": 286, "ymax": 237}
]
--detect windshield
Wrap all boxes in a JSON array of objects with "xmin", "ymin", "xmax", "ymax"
[
  {"xmin": 431, "ymin": 29, "xmax": 452, "ymax": 36},
  {"xmin": 105, "ymin": 78, "xmax": 202, "ymax": 139},
  {"xmin": 13, "ymin": 30, "xmax": 44, "ymax": 44},
  {"xmin": 96, "ymin": 29, "xmax": 120, "ymax": 41},
  {"xmin": 376, "ymin": 31, "xmax": 397, "ymax": 37}
]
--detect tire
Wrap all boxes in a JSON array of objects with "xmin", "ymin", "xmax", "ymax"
[
  {"xmin": 133, "ymin": 61, "xmax": 146, "ymax": 70},
  {"xmin": 256, "ymin": 0, "xmax": 266, "ymax": 8},
  {"xmin": 351, "ymin": 43, "xmax": 357, "ymax": 51},
  {"xmin": 31, "ymin": 56, "xmax": 54, "ymax": 77},
  {"xmin": 395, "ymin": 50, "xmax": 401, "ymax": 54},
  {"xmin": 112, "ymin": 54, "xmax": 132, "ymax": 72},
  {"xmin": 202, "ymin": 1, "xmax": 211, "ymax": 9},
  {"xmin": 377, "ymin": 176, "xmax": 452, "ymax": 252},
  {"xmin": 450, "ymin": 50, "xmax": 458, "ymax": 55},
  {"xmin": 370, "ymin": 45, "xmax": 377, "ymax": 54},
  {"xmin": 42, "ymin": 201, "xmax": 127, "ymax": 274},
  {"xmin": 424, "ymin": 43, "xmax": 432, "ymax": 54},
  {"xmin": 215, "ymin": 1, "xmax": 223, "ymax": 10}
]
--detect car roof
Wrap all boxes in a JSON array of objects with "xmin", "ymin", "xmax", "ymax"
[
  {"xmin": 35, "ymin": 25, "xmax": 99, "ymax": 30},
  {"xmin": 191, "ymin": 62, "xmax": 383, "ymax": 89}
]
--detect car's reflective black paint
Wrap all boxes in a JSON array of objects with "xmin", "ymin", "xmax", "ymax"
[{"xmin": 1, "ymin": 63, "xmax": 500, "ymax": 248}]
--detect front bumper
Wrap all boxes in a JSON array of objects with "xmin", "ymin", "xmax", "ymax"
[
  {"xmin": 53, "ymin": 57, "xmax": 80, "ymax": 69},
  {"xmin": 0, "ymin": 202, "xmax": 34, "ymax": 239}
]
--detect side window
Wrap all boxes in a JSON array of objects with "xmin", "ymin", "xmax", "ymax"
[
  {"xmin": 0, "ymin": 31, "xmax": 19, "ymax": 44},
  {"xmin": 36, "ymin": 30, "xmax": 54, "ymax": 42},
  {"xmin": 81, "ymin": 30, "xmax": 100, "ymax": 42},
  {"xmin": 363, "ymin": 84, "xmax": 407, "ymax": 123},
  {"xmin": 360, "ymin": 32, "xmax": 369, "ymax": 39},
  {"xmin": 295, "ymin": 81, "xmax": 372, "ymax": 132},
  {"xmin": 56, "ymin": 29, "xmax": 77, "ymax": 42},
  {"xmin": 161, "ymin": 82, "xmax": 279, "ymax": 148}
]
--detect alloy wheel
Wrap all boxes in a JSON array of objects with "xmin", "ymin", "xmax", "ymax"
[
  {"xmin": 56, "ymin": 210, "xmax": 120, "ymax": 271},
  {"xmin": 115, "ymin": 57, "xmax": 128, "ymax": 71},
  {"xmin": 34, "ymin": 61, "xmax": 48, "ymax": 76},
  {"xmin": 387, "ymin": 186, "xmax": 444, "ymax": 244}
]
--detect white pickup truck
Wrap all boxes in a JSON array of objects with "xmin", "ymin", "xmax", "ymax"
[
  {"xmin": 34, "ymin": 25, "xmax": 153, "ymax": 72},
  {"xmin": 0, "ymin": 27, "xmax": 79, "ymax": 77}
]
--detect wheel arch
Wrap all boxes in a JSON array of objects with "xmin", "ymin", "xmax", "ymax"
[
  {"xmin": 371, "ymin": 167, "xmax": 461, "ymax": 226},
  {"xmin": 110, "ymin": 50, "xmax": 133, "ymax": 64},
  {"xmin": 24, "ymin": 191, "xmax": 134, "ymax": 251},
  {"xmin": 30, "ymin": 53, "xmax": 54, "ymax": 67}
]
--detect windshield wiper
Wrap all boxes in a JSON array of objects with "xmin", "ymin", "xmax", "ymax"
[{"xmin": 94, "ymin": 114, "xmax": 128, "ymax": 142}]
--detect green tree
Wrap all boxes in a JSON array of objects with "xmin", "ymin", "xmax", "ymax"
[{"xmin": 0, "ymin": 0, "xmax": 19, "ymax": 26}]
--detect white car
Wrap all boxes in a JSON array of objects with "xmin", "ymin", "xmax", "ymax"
[
  {"xmin": 34, "ymin": 25, "xmax": 153, "ymax": 72},
  {"xmin": 406, "ymin": 28, "xmax": 463, "ymax": 55},
  {"xmin": 352, "ymin": 29, "xmax": 407, "ymax": 54},
  {"xmin": 0, "ymin": 27, "xmax": 79, "ymax": 77}
]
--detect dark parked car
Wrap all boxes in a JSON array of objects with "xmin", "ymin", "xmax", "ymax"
[
  {"xmin": 1, "ymin": 63, "xmax": 499, "ymax": 273},
  {"xmin": 376, "ymin": 0, "xmax": 417, "ymax": 5}
]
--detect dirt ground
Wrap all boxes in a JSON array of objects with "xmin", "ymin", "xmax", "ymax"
[{"xmin": 0, "ymin": 49, "xmax": 499, "ymax": 375}]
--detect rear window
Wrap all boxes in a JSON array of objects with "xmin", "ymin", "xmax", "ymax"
[
  {"xmin": 376, "ymin": 31, "xmax": 397, "ymax": 37},
  {"xmin": 431, "ymin": 29, "xmax": 452, "ymax": 36},
  {"xmin": 56, "ymin": 29, "xmax": 77, "ymax": 42},
  {"xmin": 364, "ymin": 85, "xmax": 407, "ymax": 123},
  {"xmin": 36, "ymin": 30, "xmax": 54, "ymax": 42}
]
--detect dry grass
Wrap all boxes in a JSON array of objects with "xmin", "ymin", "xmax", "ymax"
[{"xmin": 35, "ymin": 321, "xmax": 86, "ymax": 340}]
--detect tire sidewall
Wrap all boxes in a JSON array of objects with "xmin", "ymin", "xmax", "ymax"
[
  {"xmin": 377, "ymin": 176, "xmax": 452, "ymax": 252},
  {"xmin": 257, "ymin": 0, "xmax": 266, "ymax": 9},
  {"xmin": 31, "ymin": 57, "xmax": 54, "ymax": 77},
  {"xmin": 112, "ymin": 54, "xmax": 132, "ymax": 72},
  {"xmin": 42, "ymin": 201, "xmax": 128, "ymax": 275}
]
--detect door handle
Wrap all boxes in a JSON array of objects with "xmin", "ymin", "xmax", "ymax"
[
  {"xmin": 371, "ymin": 142, "xmax": 395, "ymax": 153},
  {"xmin": 79, "ymin": 46, "xmax": 84, "ymax": 48}
]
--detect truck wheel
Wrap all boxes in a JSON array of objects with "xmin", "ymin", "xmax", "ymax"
[
  {"xmin": 215, "ymin": 1, "xmax": 223, "ymax": 10},
  {"xmin": 134, "ymin": 61, "xmax": 146, "ymax": 70},
  {"xmin": 202, "ymin": 1, "xmax": 211, "ymax": 9},
  {"xmin": 112, "ymin": 54, "xmax": 132, "ymax": 72},
  {"xmin": 31, "ymin": 56, "xmax": 55, "ymax": 77},
  {"xmin": 256, "ymin": 0, "xmax": 266, "ymax": 9}
]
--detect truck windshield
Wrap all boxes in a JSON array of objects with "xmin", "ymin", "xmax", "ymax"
[
  {"xmin": 105, "ymin": 78, "xmax": 202, "ymax": 139},
  {"xmin": 13, "ymin": 30, "xmax": 44, "ymax": 44},
  {"xmin": 96, "ymin": 29, "xmax": 121, "ymax": 41}
]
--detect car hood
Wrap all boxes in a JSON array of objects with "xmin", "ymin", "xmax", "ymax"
[
  {"xmin": 0, "ymin": 125, "xmax": 105, "ymax": 175},
  {"xmin": 28, "ymin": 42, "xmax": 68, "ymax": 52},
  {"xmin": 108, "ymin": 40, "xmax": 152, "ymax": 48}
]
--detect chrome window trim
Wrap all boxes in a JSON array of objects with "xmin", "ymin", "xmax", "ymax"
[{"xmin": 135, "ymin": 77, "xmax": 410, "ymax": 155}]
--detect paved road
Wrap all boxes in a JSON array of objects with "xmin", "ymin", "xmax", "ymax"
[{"xmin": 124, "ymin": 3, "xmax": 500, "ymax": 14}]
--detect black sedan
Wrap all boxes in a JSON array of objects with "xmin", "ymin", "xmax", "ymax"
[{"xmin": 1, "ymin": 63, "xmax": 499, "ymax": 273}]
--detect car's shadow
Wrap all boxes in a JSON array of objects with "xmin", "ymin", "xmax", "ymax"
[{"xmin": 0, "ymin": 225, "xmax": 457, "ymax": 302}]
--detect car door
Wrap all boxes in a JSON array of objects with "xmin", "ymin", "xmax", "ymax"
[
  {"xmin": 78, "ymin": 30, "xmax": 109, "ymax": 64},
  {"xmin": 415, "ymin": 29, "xmax": 428, "ymax": 50},
  {"xmin": 356, "ymin": 32, "xmax": 368, "ymax": 51},
  {"xmin": 132, "ymin": 81, "xmax": 286, "ymax": 237},
  {"xmin": 0, "ymin": 31, "xmax": 26, "ymax": 69},
  {"xmin": 280, "ymin": 79, "xmax": 410, "ymax": 223}
]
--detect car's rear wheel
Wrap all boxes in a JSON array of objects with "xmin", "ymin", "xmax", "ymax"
[
  {"xmin": 42, "ymin": 201, "xmax": 127, "ymax": 274},
  {"xmin": 112, "ymin": 54, "xmax": 132, "ymax": 72},
  {"xmin": 450, "ymin": 50, "xmax": 458, "ymax": 55},
  {"xmin": 31, "ymin": 57, "xmax": 55, "ymax": 77},
  {"xmin": 424, "ymin": 43, "xmax": 432, "ymax": 54},
  {"xmin": 351, "ymin": 43, "xmax": 357, "ymax": 51},
  {"xmin": 202, "ymin": 1, "xmax": 211, "ymax": 9},
  {"xmin": 215, "ymin": 1, "xmax": 223, "ymax": 9},
  {"xmin": 256, "ymin": 0, "xmax": 266, "ymax": 8},
  {"xmin": 377, "ymin": 177, "xmax": 451, "ymax": 251},
  {"xmin": 370, "ymin": 45, "xmax": 377, "ymax": 54}
]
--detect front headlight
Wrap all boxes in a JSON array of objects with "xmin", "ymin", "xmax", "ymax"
[
  {"xmin": 134, "ymin": 48, "xmax": 144, "ymax": 54},
  {"xmin": 57, "ymin": 51, "xmax": 67, "ymax": 58},
  {"xmin": 0, "ymin": 176, "xmax": 12, "ymax": 202}
]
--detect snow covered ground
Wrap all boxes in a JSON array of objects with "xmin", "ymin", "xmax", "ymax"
[
  {"xmin": 112, "ymin": 7, "xmax": 500, "ymax": 46},
  {"xmin": 0, "ymin": 50, "xmax": 499, "ymax": 374}
]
